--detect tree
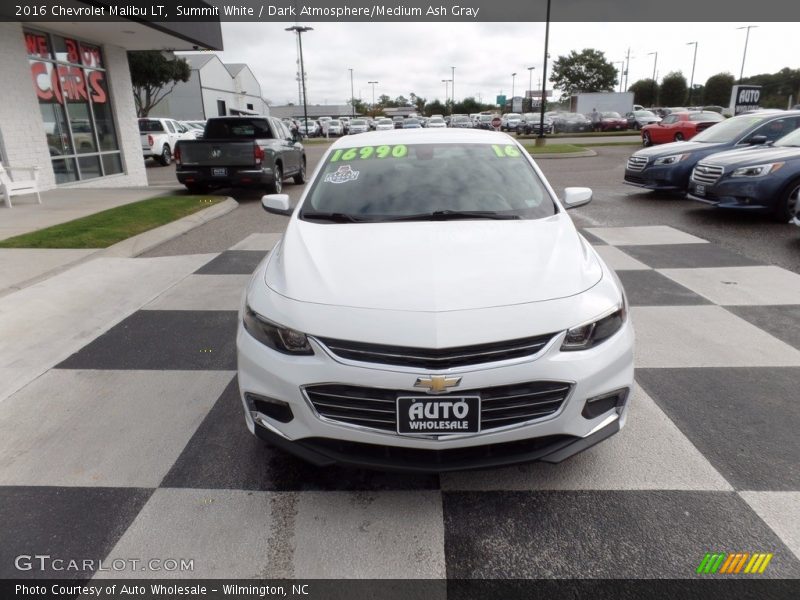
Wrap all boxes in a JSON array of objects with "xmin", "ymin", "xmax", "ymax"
[
  {"xmin": 550, "ymin": 49, "xmax": 617, "ymax": 96},
  {"xmin": 704, "ymin": 73, "xmax": 735, "ymax": 107},
  {"xmin": 128, "ymin": 51, "xmax": 191, "ymax": 117},
  {"xmin": 394, "ymin": 95, "xmax": 409, "ymax": 106},
  {"xmin": 660, "ymin": 71, "xmax": 688, "ymax": 106},
  {"xmin": 454, "ymin": 96, "xmax": 483, "ymax": 115},
  {"xmin": 425, "ymin": 100, "xmax": 446, "ymax": 116},
  {"xmin": 376, "ymin": 94, "xmax": 396, "ymax": 108},
  {"xmin": 350, "ymin": 97, "xmax": 368, "ymax": 115},
  {"xmin": 628, "ymin": 79, "xmax": 659, "ymax": 107},
  {"xmin": 414, "ymin": 95, "xmax": 427, "ymax": 114}
]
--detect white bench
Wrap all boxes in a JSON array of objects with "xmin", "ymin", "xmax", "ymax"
[{"xmin": 0, "ymin": 164, "xmax": 41, "ymax": 208}]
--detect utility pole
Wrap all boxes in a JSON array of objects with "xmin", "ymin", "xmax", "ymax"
[
  {"xmin": 687, "ymin": 42, "xmax": 698, "ymax": 105},
  {"xmin": 368, "ymin": 80, "xmax": 378, "ymax": 113},
  {"xmin": 286, "ymin": 25, "xmax": 313, "ymax": 135},
  {"xmin": 737, "ymin": 25, "xmax": 758, "ymax": 82},
  {"xmin": 451, "ymin": 66, "xmax": 456, "ymax": 113},
  {"xmin": 349, "ymin": 68, "xmax": 355, "ymax": 117},
  {"xmin": 527, "ymin": 66, "xmax": 535, "ymax": 110},
  {"xmin": 442, "ymin": 79, "xmax": 451, "ymax": 108},
  {"xmin": 624, "ymin": 47, "xmax": 631, "ymax": 92},
  {"xmin": 537, "ymin": 0, "xmax": 551, "ymax": 141},
  {"xmin": 648, "ymin": 51, "xmax": 658, "ymax": 106}
]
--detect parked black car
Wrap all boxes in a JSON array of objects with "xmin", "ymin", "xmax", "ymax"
[
  {"xmin": 515, "ymin": 112, "xmax": 553, "ymax": 135},
  {"xmin": 623, "ymin": 110, "xmax": 800, "ymax": 192},
  {"xmin": 686, "ymin": 126, "xmax": 800, "ymax": 221},
  {"xmin": 175, "ymin": 116, "xmax": 305, "ymax": 194},
  {"xmin": 552, "ymin": 113, "xmax": 592, "ymax": 133},
  {"xmin": 626, "ymin": 110, "xmax": 661, "ymax": 130}
]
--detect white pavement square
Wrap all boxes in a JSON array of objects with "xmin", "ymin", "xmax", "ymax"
[
  {"xmin": 739, "ymin": 492, "xmax": 800, "ymax": 559},
  {"xmin": 0, "ymin": 248, "xmax": 96, "ymax": 293},
  {"xmin": 631, "ymin": 305, "xmax": 800, "ymax": 368},
  {"xmin": 593, "ymin": 245, "xmax": 651, "ymax": 271},
  {"xmin": 144, "ymin": 274, "xmax": 251, "ymax": 311},
  {"xmin": 95, "ymin": 488, "xmax": 275, "ymax": 579},
  {"xmin": 660, "ymin": 266, "xmax": 800, "ymax": 306},
  {"xmin": 229, "ymin": 233, "xmax": 283, "ymax": 251},
  {"xmin": 292, "ymin": 491, "xmax": 446, "ymax": 578},
  {"xmin": 0, "ymin": 370, "xmax": 233, "ymax": 488},
  {"xmin": 585, "ymin": 225, "xmax": 708, "ymax": 246},
  {"xmin": 441, "ymin": 385, "xmax": 732, "ymax": 492}
]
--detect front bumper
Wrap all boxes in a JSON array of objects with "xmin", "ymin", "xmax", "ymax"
[
  {"xmin": 686, "ymin": 178, "xmax": 782, "ymax": 212},
  {"xmin": 237, "ymin": 313, "xmax": 634, "ymax": 472},
  {"xmin": 623, "ymin": 163, "xmax": 692, "ymax": 191}
]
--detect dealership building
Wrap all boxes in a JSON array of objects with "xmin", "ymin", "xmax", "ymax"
[{"xmin": 0, "ymin": 13, "xmax": 222, "ymax": 191}]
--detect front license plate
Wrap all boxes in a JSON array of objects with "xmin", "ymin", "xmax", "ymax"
[
  {"xmin": 211, "ymin": 167, "xmax": 227, "ymax": 177},
  {"xmin": 694, "ymin": 184, "xmax": 706, "ymax": 196},
  {"xmin": 396, "ymin": 396, "xmax": 480, "ymax": 435}
]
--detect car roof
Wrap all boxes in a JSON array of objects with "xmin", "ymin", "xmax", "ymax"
[{"xmin": 327, "ymin": 128, "xmax": 518, "ymax": 148}]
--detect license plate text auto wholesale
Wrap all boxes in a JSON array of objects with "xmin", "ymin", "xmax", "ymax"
[{"xmin": 396, "ymin": 396, "xmax": 480, "ymax": 435}]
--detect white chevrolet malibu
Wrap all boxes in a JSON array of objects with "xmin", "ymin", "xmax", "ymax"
[{"xmin": 237, "ymin": 129, "xmax": 634, "ymax": 472}]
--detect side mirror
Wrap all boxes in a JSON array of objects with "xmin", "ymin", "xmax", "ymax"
[
  {"xmin": 748, "ymin": 135, "xmax": 768, "ymax": 145},
  {"xmin": 262, "ymin": 194, "xmax": 292, "ymax": 215},
  {"xmin": 563, "ymin": 187, "xmax": 592, "ymax": 209}
]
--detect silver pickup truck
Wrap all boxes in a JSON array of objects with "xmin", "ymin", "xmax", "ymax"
[{"xmin": 174, "ymin": 116, "xmax": 306, "ymax": 194}]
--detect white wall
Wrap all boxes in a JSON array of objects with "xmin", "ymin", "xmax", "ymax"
[
  {"xmin": 0, "ymin": 23, "xmax": 147, "ymax": 190},
  {"xmin": 149, "ymin": 73, "xmax": 205, "ymax": 121}
]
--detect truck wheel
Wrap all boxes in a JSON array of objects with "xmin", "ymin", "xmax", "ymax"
[
  {"xmin": 267, "ymin": 164, "xmax": 283, "ymax": 194},
  {"xmin": 773, "ymin": 179, "xmax": 800, "ymax": 222},
  {"xmin": 293, "ymin": 158, "xmax": 306, "ymax": 184},
  {"xmin": 158, "ymin": 145, "xmax": 171, "ymax": 166}
]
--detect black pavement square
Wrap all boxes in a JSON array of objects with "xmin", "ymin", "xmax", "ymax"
[
  {"xmin": 618, "ymin": 270, "xmax": 712, "ymax": 306},
  {"xmin": 0, "ymin": 486, "xmax": 152, "ymax": 578},
  {"xmin": 578, "ymin": 229, "xmax": 608, "ymax": 245},
  {"xmin": 621, "ymin": 243, "xmax": 761, "ymax": 269},
  {"xmin": 442, "ymin": 490, "xmax": 800, "ymax": 579},
  {"xmin": 725, "ymin": 305, "xmax": 800, "ymax": 351},
  {"xmin": 57, "ymin": 310, "xmax": 238, "ymax": 370},
  {"xmin": 636, "ymin": 367, "xmax": 800, "ymax": 491},
  {"xmin": 161, "ymin": 377, "xmax": 439, "ymax": 492},
  {"xmin": 194, "ymin": 250, "xmax": 268, "ymax": 275}
]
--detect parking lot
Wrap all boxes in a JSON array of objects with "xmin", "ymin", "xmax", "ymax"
[{"xmin": 2, "ymin": 143, "xmax": 799, "ymax": 582}]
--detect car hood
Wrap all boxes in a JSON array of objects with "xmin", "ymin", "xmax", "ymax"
[
  {"xmin": 697, "ymin": 145, "xmax": 800, "ymax": 167},
  {"xmin": 265, "ymin": 214, "xmax": 603, "ymax": 311},
  {"xmin": 633, "ymin": 140, "xmax": 726, "ymax": 158}
]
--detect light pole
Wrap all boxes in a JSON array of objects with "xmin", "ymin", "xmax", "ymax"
[
  {"xmin": 616, "ymin": 61, "xmax": 625, "ymax": 92},
  {"xmin": 687, "ymin": 42, "xmax": 698, "ymax": 105},
  {"xmin": 511, "ymin": 72, "xmax": 517, "ymax": 102},
  {"xmin": 737, "ymin": 25, "xmax": 758, "ymax": 82},
  {"xmin": 286, "ymin": 25, "xmax": 313, "ymax": 134},
  {"xmin": 537, "ymin": 0, "xmax": 551, "ymax": 140},
  {"xmin": 527, "ymin": 66, "xmax": 535, "ymax": 108},
  {"xmin": 368, "ymin": 81, "xmax": 378, "ymax": 112},
  {"xmin": 442, "ymin": 79, "xmax": 451, "ymax": 109},
  {"xmin": 451, "ymin": 66, "xmax": 456, "ymax": 113},
  {"xmin": 648, "ymin": 51, "xmax": 658, "ymax": 106},
  {"xmin": 349, "ymin": 68, "xmax": 355, "ymax": 117}
]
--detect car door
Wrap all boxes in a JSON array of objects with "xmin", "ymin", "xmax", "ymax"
[
  {"xmin": 654, "ymin": 114, "xmax": 678, "ymax": 143},
  {"xmin": 271, "ymin": 118, "xmax": 298, "ymax": 175}
]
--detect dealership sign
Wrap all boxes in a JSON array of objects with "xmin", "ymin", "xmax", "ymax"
[{"xmin": 729, "ymin": 85, "xmax": 762, "ymax": 115}]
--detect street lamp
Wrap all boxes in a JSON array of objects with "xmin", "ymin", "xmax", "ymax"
[
  {"xmin": 368, "ymin": 81, "xmax": 379, "ymax": 112},
  {"xmin": 442, "ymin": 79, "xmax": 451, "ymax": 108},
  {"xmin": 349, "ymin": 68, "xmax": 355, "ymax": 117},
  {"xmin": 687, "ymin": 42, "xmax": 698, "ymax": 105},
  {"xmin": 537, "ymin": 0, "xmax": 551, "ymax": 140},
  {"xmin": 736, "ymin": 25, "xmax": 758, "ymax": 82},
  {"xmin": 285, "ymin": 25, "xmax": 313, "ymax": 134},
  {"xmin": 527, "ymin": 66, "xmax": 535, "ymax": 105},
  {"xmin": 616, "ymin": 61, "xmax": 625, "ymax": 93},
  {"xmin": 451, "ymin": 66, "xmax": 456, "ymax": 113},
  {"xmin": 511, "ymin": 72, "xmax": 517, "ymax": 101},
  {"xmin": 648, "ymin": 51, "xmax": 658, "ymax": 106}
]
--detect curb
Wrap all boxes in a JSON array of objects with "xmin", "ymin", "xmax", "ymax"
[
  {"xmin": 100, "ymin": 197, "xmax": 238, "ymax": 258},
  {"xmin": 0, "ymin": 197, "xmax": 237, "ymax": 297},
  {"xmin": 530, "ymin": 149, "xmax": 597, "ymax": 159}
]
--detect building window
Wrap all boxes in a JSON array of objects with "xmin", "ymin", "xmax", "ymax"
[
  {"xmin": 246, "ymin": 103, "xmax": 254, "ymax": 110},
  {"xmin": 25, "ymin": 29, "xmax": 122, "ymax": 184},
  {"xmin": 217, "ymin": 100, "xmax": 226, "ymax": 116}
]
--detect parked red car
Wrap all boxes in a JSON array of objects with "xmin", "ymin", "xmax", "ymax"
[
  {"xmin": 597, "ymin": 111, "xmax": 628, "ymax": 131},
  {"xmin": 641, "ymin": 111, "xmax": 724, "ymax": 146}
]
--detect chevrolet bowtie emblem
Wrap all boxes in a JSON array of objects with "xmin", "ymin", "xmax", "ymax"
[{"xmin": 414, "ymin": 375, "xmax": 462, "ymax": 394}]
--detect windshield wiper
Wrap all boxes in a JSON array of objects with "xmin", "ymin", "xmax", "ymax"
[
  {"xmin": 301, "ymin": 211, "xmax": 373, "ymax": 223},
  {"xmin": 382, "ymin": 210, "xmax": 521, "ymax": 222}
]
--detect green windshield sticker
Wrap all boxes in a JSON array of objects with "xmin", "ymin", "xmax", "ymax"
[
  {"xmin": 491, "ymin": 144, "xmax": 522, "ymax": 158},
  {"xmin": 330, "ymin": 144, "xmax": 408, "ymax": 162}
]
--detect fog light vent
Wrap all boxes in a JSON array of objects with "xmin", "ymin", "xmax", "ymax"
[
  {"xmin": 245, "ymin": 393, "xmax": 294, "ymax": 423},
  {"xmin": 582, "ymin": 388, "xmax": 629, "ymax": 419}
]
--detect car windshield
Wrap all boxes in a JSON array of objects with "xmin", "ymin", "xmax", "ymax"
[
  {"xmin": 453, "ymin": 116, "xmax": 470, "ymax": 123},
  {"xmin": 203, "ymin": 118, "xmax": 273, "ymax": 139},
  {"xmin": 689, "ymin": 112, "xmax": 725, "ymax": 122},
  {"xmin": 774, "ymin": 128, "xmax": 800, "ymax": 147},
  {"xmin": 429, "ymin": 118, "xmax": 444, "ymax": 123},
  {"xmin": 405, "ymin": 119, "xmax": 420, "ymax": 124},
  {"xmin": 329, "ymin": 120, "xmax": 341, "ymax": 126},
  {"xmin": 634, "ymin": 110, "xmax": 656, "ymax": 117},
  {"xmin": 506, "ymin": 113, "xmax": 521, "ymax": 119},
  {"xmin": 351, "ymin": 120, "xmax": 366, "ymax": 126},
  {"xmin": 138, "ymin": 119, "xmax": 164, "ymax": 133},
  {"xmin": 602, "ymin": 112, "xmax": 621, "ymax": 118},
  {"xmin": 691, "ymin": 115, "xmax": 770, "ymax": 143},
  {"xmin": 300, "ymin": 143, "xmax": 555, "ymax": 222},
  {"xmin": 480, "ymin": 115, "xmax": 494, "ymax": 121}
]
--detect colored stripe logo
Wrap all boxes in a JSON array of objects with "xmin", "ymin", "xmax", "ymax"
[{"xmin": 696, "ymin": 552, "xmax": 773, "ymax": 574}]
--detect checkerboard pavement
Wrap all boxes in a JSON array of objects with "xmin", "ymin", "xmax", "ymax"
[{"xmin": 2, "ymin": 227, "xmax": 800, "ymax": 581}]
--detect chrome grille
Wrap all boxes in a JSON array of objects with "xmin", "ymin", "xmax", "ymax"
[
  {"xmin": 316, "ymin": 333, "xmax": 556, "ymax": 369},
  {"xmin": 692, "ymin": 163, "xmax": 724, "ymax": 185},
  {"xmin": 627, "ymin": 156, "xmax": 648, "ymax": 171},
  {"xmin": 305, "ymin": 381, "xmax": 572, "ymax": 433}
]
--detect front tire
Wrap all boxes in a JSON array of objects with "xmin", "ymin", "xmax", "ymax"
[
  {"xmin": 643, "ymin": 132, "xmax": 652, "ymax": 147},
  {"xmin": 293, "ymin": 158, "xmax": 306, "ymax": 184},
  {"xmin": 158, "ymin": 145, "xmax": 171, "ymax": 166},
  {"xmin": 774, "ymin": 179, "xmax": 800, "ymax": 222},
  {"xmin": 674, "ymin": 132, "xmax": 684, "ymax": 141},
  {"xmin": 267, "ymin": 164, "xmax": 283, "ymax": 194}
]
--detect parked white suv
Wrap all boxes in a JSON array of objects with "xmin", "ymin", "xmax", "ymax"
[{"xmin": 139, "ymin": 118, "xmax": 195, "ymax": 166}]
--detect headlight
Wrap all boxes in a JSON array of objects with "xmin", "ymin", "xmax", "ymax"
[
  {"xmin": 731, "ymin": 162, "xmax": 784, "ymax": 178},
  {"xmin": 243, "ymin": 305, "xmax": 313, "ymax": 355},
  {"xmin": 561, "ymin": 304, "xmax": 627, "ymax": 351},
  {"xmin": 653, "ymin": 153, "xmax": 690, "ymax": 165}
]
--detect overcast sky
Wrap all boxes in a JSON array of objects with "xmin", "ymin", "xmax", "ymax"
[{"xmin": 200, "ymin": 22, "xmax": 799, "ymax": 106}]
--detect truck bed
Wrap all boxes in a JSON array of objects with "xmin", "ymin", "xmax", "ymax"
[{"xmin": 176, "ymin": 140, "xmax": 258, "ymax": 167}]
